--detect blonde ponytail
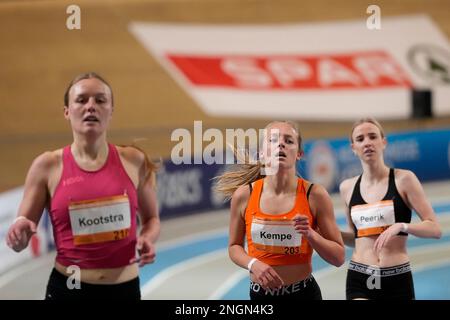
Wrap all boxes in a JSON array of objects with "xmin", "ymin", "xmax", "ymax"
[{"xmin": 213, "ymin": 145, "xmax": 264, "ymax": 200}]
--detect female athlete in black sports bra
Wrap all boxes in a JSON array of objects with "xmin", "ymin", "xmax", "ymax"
[{"xmin": 339, "ymin": 117, "xmax": 441, "ymax": 300}]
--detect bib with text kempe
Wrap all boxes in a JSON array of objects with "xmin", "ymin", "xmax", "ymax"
[
  {"xmin": 351, "ymin": 200, "xmax": 395, "ymax": 237},
  {"xmin": 251, "ymin": 216, "xmax": 302, "ymax": 255},
  {"xmin": 69, "ymin": 194, "xmax": 131, "ymax": 245}
]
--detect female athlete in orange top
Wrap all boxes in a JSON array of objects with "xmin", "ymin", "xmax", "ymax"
[{"xmin": 215, "ymin": 121, "xmax": 344, "ymax": 300}]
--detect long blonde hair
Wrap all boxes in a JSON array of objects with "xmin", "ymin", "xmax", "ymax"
[
  {"xmin": 119, "ymin": 140, "xmax": 162, "ymax": 188},
  {"xmin": 214, "ymin": 121, "xmax": 302, "ymax": 200}
]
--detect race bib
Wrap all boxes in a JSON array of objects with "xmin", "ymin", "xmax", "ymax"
[
  {"xmin": 251, "ymin": 218, "xmax": 302, "ymax": 255},
  {"xmin": 351, "ymin": 200, "xmax": 395, "ymax": 237},
  {"xmin": 69, "ymin": 195, "xmax": 131, "ymax": 245}
]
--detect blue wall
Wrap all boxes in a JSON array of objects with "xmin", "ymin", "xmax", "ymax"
[
  {"xmin": 301, "ymin": 128, "xmax": 450, "ymax": 192},
  {"xmin": 158, "ymin": 128, "xmax": 450, "ymax": 218}
]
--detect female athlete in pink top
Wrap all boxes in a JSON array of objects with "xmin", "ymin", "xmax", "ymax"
[{"xmin": 6, "ymin": 72, "xmax": 160, "ymax": 300}]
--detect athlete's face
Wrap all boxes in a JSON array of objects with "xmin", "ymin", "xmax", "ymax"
[
  {"xmin": 351, "ymin": 122, "xmax": 386, "ymax": 162},
  {"xmin": 64, "ymin": 78, "xmax": 113, "ymax": 136},
  {"xmin": 262, "ymin": 122, "xmax": 302, "ymax": 172}
]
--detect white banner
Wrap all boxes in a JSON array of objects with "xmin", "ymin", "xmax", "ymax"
[{"xmin": 129, "ymin": 15, "xmax": 450, "ymax": 120}]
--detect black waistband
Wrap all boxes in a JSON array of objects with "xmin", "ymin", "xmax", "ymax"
[
  {"xmin": 348, "ymin": 261, "xmax": 411, "ymax": 277},
  {"xmin": 250, "ymin": 274, "xmax": 314, "ymax": 296},
  {"xmin": 46, "ymin": 268, "xmax": 141, "ymax": 300}
]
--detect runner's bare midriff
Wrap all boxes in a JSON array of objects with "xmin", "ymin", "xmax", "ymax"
[
  {"xmin": 250, "ymin": 263, "xmax": 312, "ymax": 285},
  {"xmin": 55, "ymin": 261, "xmax": 138, "ymax": 284},
  {"xmin": 352, "ymin": 235, "xmax": 409, "ymax": 267}
]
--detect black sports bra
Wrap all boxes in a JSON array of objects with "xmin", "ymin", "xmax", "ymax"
[{"xmin": 349, "ymin": 168, "xmax": 411, "ymax": 238}]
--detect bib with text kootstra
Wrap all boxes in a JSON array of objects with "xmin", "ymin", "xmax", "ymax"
[
  {"xmin": 351, "ymin": 200, "xmax": 395, "ymax": 237},
  {"xmin": 250, "ymin": 217, "xmax": 302, "ymax": 255},
  {"xmin": 69, "ymin": 195, "xmax": 131, "ymax": 246}
]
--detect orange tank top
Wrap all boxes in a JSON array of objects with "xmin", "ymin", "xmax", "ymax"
[{"xmin": 245, "ymin": 178, "xmax": 315, "ymax": 266}]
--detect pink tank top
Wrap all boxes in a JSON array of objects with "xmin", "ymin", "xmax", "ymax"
[{"xmin": 50, "ymin": 144, "xmax": 138, "ymax": 268}]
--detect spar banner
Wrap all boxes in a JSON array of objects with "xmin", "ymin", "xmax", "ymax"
[
  {"xmin": 301, "ymin": 128, "xmax": 450, "ymax": 193},
  {"xmin": 129, "ymin": 15, "xmax": 450, "ymax": 120}
]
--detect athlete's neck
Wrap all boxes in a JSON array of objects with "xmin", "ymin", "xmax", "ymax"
[
  {"xmin": 71, "ymin": 137, "xmax": 108, "ymax": 162},
  {"xmin": 361, "ymin": 160, "xmax": 389, "ymax": 184},
  {"xmin": 265, "ymin": 171, "xmax": 297, "ymax": 195}
]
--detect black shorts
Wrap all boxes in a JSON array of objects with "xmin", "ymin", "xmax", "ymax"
[
  {"xmin": 346, "ymin": 261, "xmax": 415, "ymax": 300},
  {"xmin": 45, "ymin": 268, "xmax": 141, "ymax": 300},
  {"xmin": 250, "ymin": 274, "xmax": 322, "ymax": 301}
]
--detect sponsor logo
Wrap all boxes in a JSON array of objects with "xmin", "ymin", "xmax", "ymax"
[
  {"xmin": 63, "ymin": 176, "xmax": 84, "ymax": 187},
  {"xmin": 168, "ymin": 51, "xmax": 411, "ymax": 89},
  {"xmin": 307, "ymin": 141, "xmax": 337, "ymax": 191},
  {"xmin": 408, "ymin": 44, "xmax": 450, "ymax": 84}
]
